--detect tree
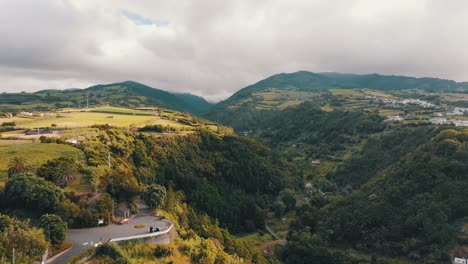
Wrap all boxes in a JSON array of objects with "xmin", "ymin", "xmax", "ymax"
[
  {"xmin": 37, "ymin": 157, "xmax": 81, "ymax": 187},
  {"xmin": 105, "ymin": 165, "xmax": 141, "ymax": 202},
  {"xmin": 0, "ymin": 214, "xmax": 49, "ymax": 263},
  {"xmin": 164, "ymin": 184, "xmax": 177, "ymax": 212},
  {"xmin": 56, "ymin": 199, "xmax": 80, "ymax": 226},
  {"xmin": 142, "ymin": 184, "xmax": 167, "ymax": 209},
  {"xmin": 39, "ymin": 214, "xmax": 67, "ymax": 244},
  {"xmin": 283, "ymin": 228, "xmax": 342, "ymax": 264},
  {"xmin": 274, "ymin": 200, "xmax": 286, "ymax": 218},
  {"xmin": 7, "ymin": 157, "xmax": 27, "ymax": 178},
  {"xmin": 4, "ymin": 175, "xmax": 65, "ymax": 213},
  {"xmin": 280, "ymin": 188, "xmax": 297, "ymax": 211}
]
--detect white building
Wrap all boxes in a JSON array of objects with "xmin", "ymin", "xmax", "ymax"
[
  {"xmin": 452, "ymin": 120, "xmax": 468, "ymax": 127},
  {"xmin": 429, "ymin": 117, "xmax": 448, "ymax": 124},
  {"xmin": 454, "ymin": 257, "xmax": 467, "ymax": 264},
  {"xmin": 385, "ymin": 115, "xmax": 404, "ymax": 122},
  {"xmin": 65, "ymin": 138, "xmax": 78, "ymax": 144}
]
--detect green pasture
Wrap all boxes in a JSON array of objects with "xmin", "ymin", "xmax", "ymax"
[{"xmin": 0, "ymin": 141, "xmax": 85, "ymax": 179}]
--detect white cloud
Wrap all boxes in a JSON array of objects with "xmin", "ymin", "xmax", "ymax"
[{"xmin": 0, "ymin": 0, "xmax": 467, "ymax": 101}]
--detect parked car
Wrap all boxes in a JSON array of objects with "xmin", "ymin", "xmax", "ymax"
[
  {"xmin": 149, "ymin": 226, "xmax": 160, "ymax": 233},
  {"xmin": 118, "ymin": 218, "xmax": 130, "ymax": 225}
]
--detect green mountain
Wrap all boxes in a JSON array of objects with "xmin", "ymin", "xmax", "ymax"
[
  {"xmin": 221, "ymin": 71, "xmax": 468, "ymax": 105},
  {"xmin": 205, "ymin": 71, "xmax": 468, "ymax": 130},
  {"xmin": 0, "ymin": 81, "xmax": 213, "ymax": 115}
]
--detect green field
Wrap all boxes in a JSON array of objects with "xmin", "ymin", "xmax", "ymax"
[
  {"xmin": 230, "ymin": 88, "xmax": 320, "ymax": 110},
  {"xmin": 0, "ymin": 141, "xmax": 85, "ymax": 179},
  {"xmin": 239, "ymin": 233, "xmax": 274, "ymax": 247}
]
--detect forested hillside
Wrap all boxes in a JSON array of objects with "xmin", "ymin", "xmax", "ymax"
[
  {"xmin": 81, "ymin": 127, "xmax": 294, "ymax": 232},
  {"xmin": 280, "ymin": 127, "xmax": 468, "ymax": 263}
]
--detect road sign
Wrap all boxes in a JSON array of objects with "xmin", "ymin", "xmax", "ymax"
[{"xmin": 98, "ymin": 219, "xmax": 104, "ymax": 224}]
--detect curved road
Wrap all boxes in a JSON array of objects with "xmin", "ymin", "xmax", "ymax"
[{"xmin": 50, "ymin": 215, "xmax": 171, "ymax": 264}]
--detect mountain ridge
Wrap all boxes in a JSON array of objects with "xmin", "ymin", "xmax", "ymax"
[
  {"xmin": 215, "ymin": 70, "xmax": 468, "ymax": 108},
  {"xmin": 0, "ymin": 80, "xmax": 213, "ymax": 115}
]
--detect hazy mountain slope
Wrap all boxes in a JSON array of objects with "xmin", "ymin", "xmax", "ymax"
[
  {"xmin": 173, "ymin": 93, "xmax": 214, "ymax": 114},
  {"xmin": 84, "ymin": 81, "xmax": 212, "ymax": 114}
]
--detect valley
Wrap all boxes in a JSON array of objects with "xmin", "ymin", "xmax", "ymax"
[{"xmin": 1, "ymin": 71, "xmax": 468, "ymax": 264}]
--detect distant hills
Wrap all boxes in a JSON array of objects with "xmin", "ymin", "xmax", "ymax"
[
  {"xmin": 204, "ymin": 71, "xmax": 468, "ymax": 129},
  {"xmin": 0, "ymin": 81, "xmax": 213, "ymax": 115},
  {"xmin": 213, "ymin": 71, "xmax": 468, "ymax": 109},
  {"xmin": 2, "ymin": 71, "xmax": 468, "ymax": 117}
]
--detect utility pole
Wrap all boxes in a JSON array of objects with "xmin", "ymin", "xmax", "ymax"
[
  {"xmin": 84, "ymin": 92, "xmax": 90, "ymax": 108},
  {"xmin": 12, "ymin": 248, "xmax": 15, "ymax": 264},
  {"xmin": 46, "ymin": 213, "xmax": 50, "ymax": 242},
  {"xmin": 107, "ymin": 212, "xmax": 111, "ymax": 241},
  {"xmin": 108, "ymin": 151, "xmax": 111, "ymax": 168}
]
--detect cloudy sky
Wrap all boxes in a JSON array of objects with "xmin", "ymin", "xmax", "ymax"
[{"xmin": 1, "ymin": 0, "xmax": 467, "ymax": 101}]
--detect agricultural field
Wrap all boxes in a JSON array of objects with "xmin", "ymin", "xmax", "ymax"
[
  {"xmin": 239, "ymin": 233, "xmax": 274, "ymax": 248},
  {"xmin": 265, "ymin": 211, "xmax": 297, "ymax": 240},
  {"xmin": 378, "ymin": 109, "xmax": 405, "ymax": 116},
  {"xmin": 0, "ymin": 106, "xmax": 193, "ymax": 129},
  {"xmin": 0, "ymin": 141, "xmax": 85, "ymax": 180},
  {"xmin": 439, "ymin": 92, "xmax": 468, "ymax": 102},
  {"xmin": 329, "ymin": 88, "xmax": 364, "ymax": 97},
  {"xmin": 231, "ymin": 88, "xmax": 321, "ymax": 110},
  {"xmin": 362, "ymin": 89, "xmax": 397, "ymax": 98}
]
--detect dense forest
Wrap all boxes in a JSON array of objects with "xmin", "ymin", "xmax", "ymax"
[
  {"xmin": 280, "ymin": 126, "xmax": 468, "ymax": 263},
  {"xmin": 251, "ymin": 102, "xmax": 384, "ymax": 158},
  {"xmin": 81, "ymin": 127, "xmax": 294, "ymax": 232}
]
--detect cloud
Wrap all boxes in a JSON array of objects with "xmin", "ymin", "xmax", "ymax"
[{"xmin": 0, "ymin": 0, "xmax": 468, "ymax": 101}]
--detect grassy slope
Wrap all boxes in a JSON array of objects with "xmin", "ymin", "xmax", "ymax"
[{"xmin": 0, "ymin": 141, "xmax": 85, "ymax": 179}]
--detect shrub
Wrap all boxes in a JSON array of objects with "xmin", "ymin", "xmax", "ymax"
[
  {"xmin": 154, "ymin": 245, "xmax": 173, "ymax": 258},
  {"xmin": 1, "ymin": 122, "xmax": 15, "ymax": 126},
  {"xmin": 95, "ymin": 243, "xmax": 131, "ymax": 263}
]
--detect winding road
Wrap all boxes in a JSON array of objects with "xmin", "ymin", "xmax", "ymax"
[{"xmin": 50, "ymin": 215, "xmax": 171, "ymax": 264}]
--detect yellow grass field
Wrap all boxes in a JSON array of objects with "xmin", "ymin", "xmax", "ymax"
[
  {"xmin": 440, "ymin": 93, "xmax": 468, "ymax": 102},
  {"xmin": 362, "ymin": 90, "xmax": 397, "ymax": 99},
  {"xmin": 330, "ymin": 89, "xmax": 364, "ymax": 97},
  {"xmin": 0, "ymin": 110, "xmax": 190, "ymax": 129}
]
